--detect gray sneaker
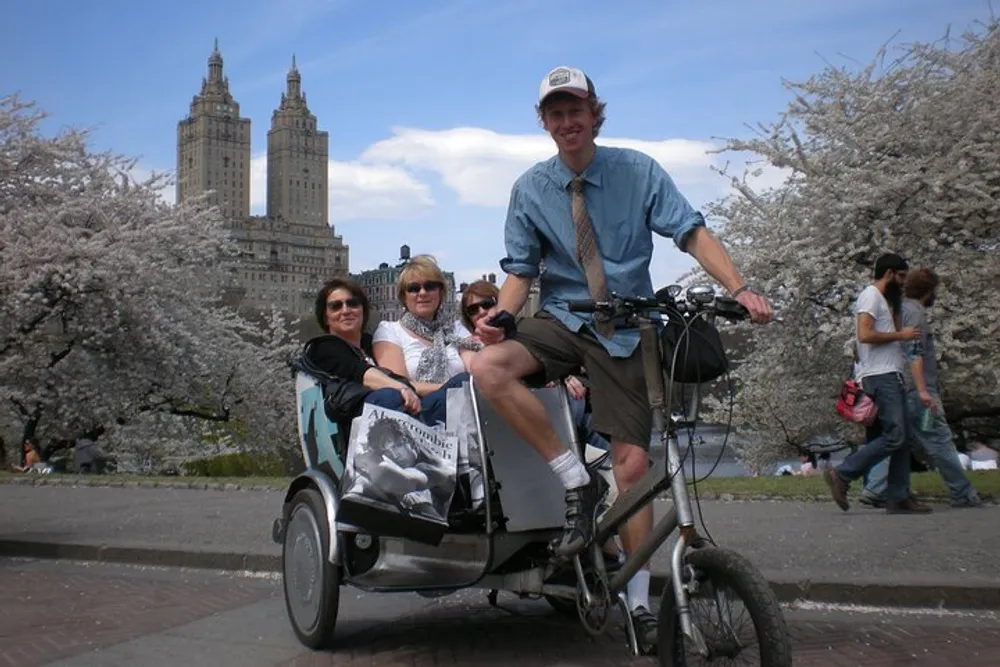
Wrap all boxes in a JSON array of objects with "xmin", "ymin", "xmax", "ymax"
[
  {"xmin": 858, "ymin": 493, "xmax": 886, "ymax": 509},
  {"xmin": 952, "ymin": 492, "xmax": 993, "ymax": 508}
]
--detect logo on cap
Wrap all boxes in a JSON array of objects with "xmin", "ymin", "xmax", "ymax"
[{"xmin": 548, "ymin": 68, "xmax": 572, "ymax": 86}]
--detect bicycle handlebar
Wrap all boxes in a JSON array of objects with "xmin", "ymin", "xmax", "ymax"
[{"xmin": 566, "ymin": 288, "xmax": 749, "ymax": 322}]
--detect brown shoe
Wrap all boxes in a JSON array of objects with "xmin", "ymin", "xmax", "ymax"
[
  {"xmin": 824, "ymin": 469, "xmax": 850, "ymax": 511},
  {"xmin": 885, "ymin": 497, "xmax": 933, "ymax": 514}
]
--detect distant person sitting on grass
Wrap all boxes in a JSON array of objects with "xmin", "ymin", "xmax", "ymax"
[{"xmin": 11, "ymin": 438, "xmax": 48, "ymax": 473}]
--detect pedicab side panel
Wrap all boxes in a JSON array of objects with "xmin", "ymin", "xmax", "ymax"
[
  {"xmin": 286, "ymin": 372, "xmax": 345, "ymax": 565},
  {"xmin": 475, "ymin": 385, "xmax": 579, "ymax": 533},
  {"xmin": 295, "ymin": 372, "xmax": 345, "ymax": 481}
]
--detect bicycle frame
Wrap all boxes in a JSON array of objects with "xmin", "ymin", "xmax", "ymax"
[{"xmin": 581, "ymin": 309, "xmax": 721, "ymax": 655}]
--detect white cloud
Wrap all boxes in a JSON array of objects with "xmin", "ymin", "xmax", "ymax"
[
  {"xmin": 248, "ymin": 153, "xmax": 434, "ymax": 222},
  {"xmin": 359, "ymin": 127, "xmax": 722, "ymax": 208},
  {"xmin": 226, "ymin": 127, "xmax": 790, "ymax": 291}
]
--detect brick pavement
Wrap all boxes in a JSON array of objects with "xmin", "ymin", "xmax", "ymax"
[
  {"xmin": 278, "ymin": 599, "xmax": 1000, "ymax": 667},
  {"xmin": 0, "ymin": 560, "xmax": 275, "ymax": 667},
  {"xmin": 4, "ymin": 557, "xmax": 1000, "ymax": 667}
]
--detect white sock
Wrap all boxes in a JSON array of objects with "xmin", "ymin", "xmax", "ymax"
[
  {"xmin": 549, "ymin": 450, "xmax": 590, "ymax": 489},
  {"xmin": 627, "ymin": 568, "xmax": 651, "ymax": 612}
]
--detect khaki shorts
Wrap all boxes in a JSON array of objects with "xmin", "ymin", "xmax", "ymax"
[{"xmin": 514, "ymin": 312, "xmax": 651, "ymax": 449}]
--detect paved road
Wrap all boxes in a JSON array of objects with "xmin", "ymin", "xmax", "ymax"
[
  {"xmin": 2, "ymin": 483, "xmax": 998, "ymax": 599},
  {"xmin": 3, "ymin": 558, "xmax": 999, "ymax": 667}
]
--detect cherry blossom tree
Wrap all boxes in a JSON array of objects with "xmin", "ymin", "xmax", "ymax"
[
  {"xmin": 0, "ymin": 95, "xmax": 299, "ymax": 462},
  {"xmin": 697, "ymin": 20, "xmax": 1000, "ymax": 463}
]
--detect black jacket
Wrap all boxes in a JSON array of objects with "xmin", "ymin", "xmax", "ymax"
[{"xmin": 298, "ymin": 333, "xmax": 411, "ymax": 422}]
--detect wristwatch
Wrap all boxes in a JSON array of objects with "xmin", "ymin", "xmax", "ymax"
[{"xmin": 732, "ymin": 285, "xmax": 751, "ymax": 298}]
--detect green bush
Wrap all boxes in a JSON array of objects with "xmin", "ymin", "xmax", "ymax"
[{"xmin": 183, "ymin": 452, "xmax": 287, "ymax": 477}]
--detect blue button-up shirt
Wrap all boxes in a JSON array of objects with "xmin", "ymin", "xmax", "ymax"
[{"xmin": 500, "ymin": 145, "xmax": 706, "ymax": 358}]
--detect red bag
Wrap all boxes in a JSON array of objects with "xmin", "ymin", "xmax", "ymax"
[{"xmin": 836, "ymin": 379, "xmax": 878, "ymax": 427}]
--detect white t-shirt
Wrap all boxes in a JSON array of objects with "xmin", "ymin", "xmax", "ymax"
[
  {"xmin": 854, "ymin": 284, "xmax": 905, "ymax": 380},
  {"xmin": 372, "ymin": 320, "xmax": 469, "ymax": 381}
]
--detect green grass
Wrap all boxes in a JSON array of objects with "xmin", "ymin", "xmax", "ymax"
[
  {"xmin": 3, "ymin": 470, "xmax": 997, "ymax": 500},
  {"xmin": 690, "ymin": 470, "xmax": 1000, "ymax": 500}
]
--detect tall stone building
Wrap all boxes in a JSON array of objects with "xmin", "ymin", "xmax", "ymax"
[
  {"xmin": 266, "ymin": 56, "xmax": 328, "ymax": 228},
  {"xmin": 177, "ymin": 43, "xmax": 349, "ymax": 320},
  {"xmin": 176, "ymin": 39, "xmax": 251, "ymax": 222}
]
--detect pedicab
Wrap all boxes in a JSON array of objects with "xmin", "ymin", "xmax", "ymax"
[{"xmin": 273, "ymin": 284, "xmax": 792, "ymax": 664}]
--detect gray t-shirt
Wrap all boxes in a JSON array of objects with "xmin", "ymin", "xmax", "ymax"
[
  {"xmin": 854, "ymin": 284, "xmax": 905, "ymax": 380},
  {"xmin": 901, "ymin": 298, "xmax": 937, "ymax": 392}
]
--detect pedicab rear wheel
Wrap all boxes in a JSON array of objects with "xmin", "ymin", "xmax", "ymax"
[{"xmin": 283, "ymin": 488, "xmax": 341, "ymax": 650}]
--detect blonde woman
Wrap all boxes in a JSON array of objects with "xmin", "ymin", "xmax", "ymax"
[{"xmin": 373, "ymin": 255, "xmax": 479, "ymax": 397}]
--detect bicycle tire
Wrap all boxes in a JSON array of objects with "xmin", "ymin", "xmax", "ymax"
[{"xmin": 657, "ymin": 546, "xmax": 791, "ymax": 666}]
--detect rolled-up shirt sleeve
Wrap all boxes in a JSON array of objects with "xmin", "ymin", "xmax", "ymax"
[
  {"xmin": 499, "ymin": 181, "xmax": 542, "ymax": 278},
  {"xmin": 645, "ymin": 159, "xmax": 706, "ymax": 252}
]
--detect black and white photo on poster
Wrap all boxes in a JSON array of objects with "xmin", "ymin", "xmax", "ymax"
[{"xmin": 342, "ymin": 403, "xmax": 459, "ymax": 527}]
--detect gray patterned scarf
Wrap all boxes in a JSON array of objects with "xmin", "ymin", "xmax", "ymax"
[{"xmin": 400, "ymin": 310, "xmax": 483, "ymax": 383}]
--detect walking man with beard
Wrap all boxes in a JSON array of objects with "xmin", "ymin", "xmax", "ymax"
[
  {"xmin": 825, "ymin": 253, "xmax": 933, "ymax": 514},
  {"xmin": 857, "ymin": 268, "xmax": 992, "ymax": 508}
]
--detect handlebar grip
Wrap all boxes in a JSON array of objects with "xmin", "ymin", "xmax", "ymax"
[
  {"xmin": 714, "ymin": 296, "xmax": 750, "ymax": 320},
  {"xmin": 567, "ymin": 299, "xmax": 598, "ymax": 313}
]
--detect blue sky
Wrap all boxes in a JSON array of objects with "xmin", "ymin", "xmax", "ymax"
[{"xmin": 3, "ymin": 0, "xmax": 992, "ymax": 288}]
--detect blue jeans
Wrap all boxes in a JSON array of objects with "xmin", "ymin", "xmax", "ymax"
[
  {"xmin": 835, "ymin": 372, "xmax": 911, "ymax": 502},
  {"xmin": 364, "ymin": 372, "xmax": 470, "ymax": 426},
  {"xmin": 863, "ymin": 388, "xmax": 974, "ymax": 502}
]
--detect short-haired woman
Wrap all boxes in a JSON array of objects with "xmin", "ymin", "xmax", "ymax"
[{"xmin": 459, "ymin": 280, "xmax": 609, "ymax": 452}]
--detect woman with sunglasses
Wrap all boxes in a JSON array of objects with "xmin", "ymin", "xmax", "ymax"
[
  {"xmin": 459, "ymin": 281, "xmax": 609, "ymax": 453},
  {"xmin": 372, "ymin": 255, "xmax": 479, "ymax": 397},
  {"xmin": 306, "ymin": 278, "xmax": 455, "ymax": 426}
]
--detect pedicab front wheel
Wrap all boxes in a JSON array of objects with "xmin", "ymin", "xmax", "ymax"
[
  {"xmin": 657, "ymin": 546, "xmax": 792, "ymax": 666},
  {"xmin": 282, "ymin": 488, "xmax": 341, "ymax": 650}
]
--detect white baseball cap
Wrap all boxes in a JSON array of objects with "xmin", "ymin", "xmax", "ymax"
[{"xmin": 538, "ymin": 66, "xmax": 595, "ymax": 104}]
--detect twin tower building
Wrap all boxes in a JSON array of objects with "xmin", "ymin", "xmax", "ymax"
[{"xmin": 175, "ymin": 41, "xmax": 349, "ymax": 319}]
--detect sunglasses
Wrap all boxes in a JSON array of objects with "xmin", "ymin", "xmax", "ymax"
[
  {"xmin": 464, "ymin": 297, "xmax": 497, "ymax": 318},
  {"xmin": 326, "ymin": 297, "xmax": 361, "ymax": 312},
  {"xmin": 405, "ymin": 281, "xmax": 444, "ymax": 294}
]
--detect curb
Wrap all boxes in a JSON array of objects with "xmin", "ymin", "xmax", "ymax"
[
  {"xmin": 0, "ymin": 540, "xmax": 281, "ymax": 573},
  {"xmin": 3, "ymin": 538, "xmax": 999, "ymax": 611}
]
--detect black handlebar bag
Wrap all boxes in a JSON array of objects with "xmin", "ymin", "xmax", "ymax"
[{"xmin": 659, "ymin": 314, "xmax": 730, "ymax": 384}]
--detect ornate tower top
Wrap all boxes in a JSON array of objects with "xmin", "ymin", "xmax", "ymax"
[
  {"xmin": 191, "ymin": 39, "xmax": 236, "ymax": 111},
  {"xmin": 278, "ymin": 54, "xmax": 308, "ymax": 112}
]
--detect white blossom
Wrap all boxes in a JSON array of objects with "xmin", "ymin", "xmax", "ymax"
[
  {"xmin": 0, "ymin": 95, "xmax": 299, "ymax": 459},
  {"xmin": 697, "ymin": 21, "xmax": 1000, "ymax": 458}
]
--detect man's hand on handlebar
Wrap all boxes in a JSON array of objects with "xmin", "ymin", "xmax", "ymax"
[{"xmin": 736, "ymin": 289, "xmax": 774, "ymax": 325}]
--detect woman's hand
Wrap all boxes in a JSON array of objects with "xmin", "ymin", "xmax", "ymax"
[
  {"xmin": 398, "ymin": 386, "xmax": 422, "ymax": 416},
  {"xmin": 564, "ymin": 375, "xmax": 587, "ymax": 400}
]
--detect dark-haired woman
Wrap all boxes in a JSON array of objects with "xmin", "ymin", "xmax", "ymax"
[{"xmin": 307, "ymin": 277, "xmax": 464, "ymax": 426}]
